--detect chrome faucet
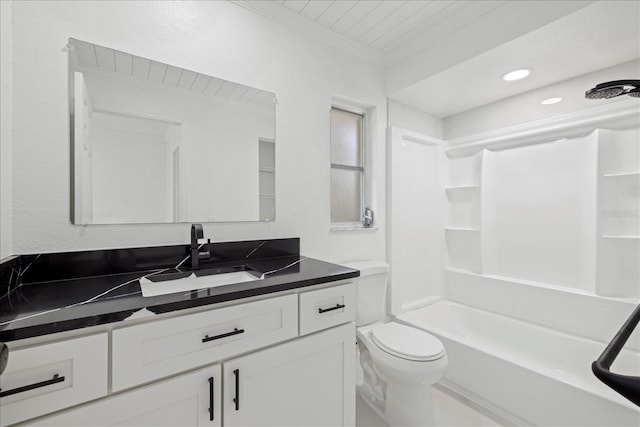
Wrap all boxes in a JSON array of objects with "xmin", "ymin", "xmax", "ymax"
[
  {"xmin": 190, "ymin": 224, "xmax": 211, "ymax": 270},
  {"xmin": 363, "ymin": 207, "xmax": 374, "ymax": 228}
]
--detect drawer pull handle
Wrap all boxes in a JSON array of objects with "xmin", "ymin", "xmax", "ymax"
[
  {"xmin": 233, "ymin": 369, "xmax": 240, "ymax": 411},
  {"xmin": 202, "ymin": 328, "xmax": 245, "ymax": 343},
  {"xmin": 318, "ymin": 304, "xmax": 346, "ymax": 314},
  {"xmin": 208, "ymin": 377, "xmax": 214, "ymax": 421},
  {"xmin": 0, "ymin": 374, "xmax": 65, "ymax": 398}
]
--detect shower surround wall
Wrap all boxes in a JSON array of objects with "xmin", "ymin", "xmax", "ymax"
[
  {"xmin": 442, "ymin": 100, "xmax": 640, "ymax": 342},
  {"xmin": 431, "ymin": 101, "xmax": 640, "ymax": 424}
]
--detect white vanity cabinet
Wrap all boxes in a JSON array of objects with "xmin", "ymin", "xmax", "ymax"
[
  {"xmin": 223, "ymin": 322, "xmax": 355, "ymax": 427},
  {"xmin": 0, "ymin": 333, "xmax": 108, "ymax": 427},
  {"xmin": 29, "ymin": 365, "xmax": 222, "ymax": 427},
  {"xmin": 4, "ymin": 280, "xmax": 356, "ymax": 427},
  {"xmin": 111, "ymin": 294, "xmax": 298, "ymax": 392}
]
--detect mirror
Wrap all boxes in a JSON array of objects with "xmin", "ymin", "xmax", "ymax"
[{"xmin": 68, "ymin": 38, "xmax": 276, "ymax": 224}]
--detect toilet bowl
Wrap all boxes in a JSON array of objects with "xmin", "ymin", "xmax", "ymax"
[{"xmin": 345, "ymin": 261, "xmax": 448, "ymax": 427}]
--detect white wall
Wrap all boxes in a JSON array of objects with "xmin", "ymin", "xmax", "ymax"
[
  {"xmin": 8, "ymin": 0, "xmax": 387, "ymax": 262},
  {"xmin": 0, "ymin": 0, "xmax": 12, "ymax": 259},
  {"xmin": 444, "ymin": 60, "xmax": 640, "ymax": 139},
  {"xmin": 387, "ymin": 100, "xmax": 444, "ymax": 139}
]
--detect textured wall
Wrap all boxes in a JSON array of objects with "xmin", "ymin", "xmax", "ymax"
[
  {"xmin": 0, "ymin": 0, "xmax": 12, "ymax": 258},
  {"xmin": 9, "ymin": 1, "xmax": 387, "ymax": 263},
  {"xmin": 387, "ymin": 99, "xmax": 444, "ymax": 139}
]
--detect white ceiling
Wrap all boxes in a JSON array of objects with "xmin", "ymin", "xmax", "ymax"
[
  {"xmin": 235, "ymin": 0, "xmax": 640, "ymax": 117},
  {"xmin": 392, "ymin": 0, "xmax": 640, "ymax": 117},
  {"xmin": 279, "ymin": 0, "xmax": 506, "ymax": 62}
]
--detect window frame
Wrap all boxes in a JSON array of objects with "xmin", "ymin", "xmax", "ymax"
[{"xmin": 330, "ymin": 104, "xmax": 367, "ymax": 227}]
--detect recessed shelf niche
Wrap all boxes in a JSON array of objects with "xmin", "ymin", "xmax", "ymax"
[
  {"xmin": 445, "ymin": 151, "xmax": 484, "ymax": 273},
  {"xmin": 596, "ymin": 128, "xmax": 639, "ymax": 298},
  {"xmin": 258, "ymin": 138, "xmax": 275, "ymax": 221}
]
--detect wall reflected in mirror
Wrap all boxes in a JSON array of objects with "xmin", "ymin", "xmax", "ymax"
[{"xmin": 69, "ymin": 38, "xmax": 276, "ymax": 224}]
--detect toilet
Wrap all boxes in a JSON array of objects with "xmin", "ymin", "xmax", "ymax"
[{"xmin": 346, "ymin": 261, "xmax": 448, "ymax": 427}]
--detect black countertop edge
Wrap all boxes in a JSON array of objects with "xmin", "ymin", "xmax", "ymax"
[
  {"xmin": 0, "ymin": 256, "xmax": 359, "ymax": 342},
  {"xmin": 0, "ymin": 238, "xmax": 300, "ymax": 287},
  {"xmin": 148, "ymin": 270, "xmax": 359, "ymax": 315}
]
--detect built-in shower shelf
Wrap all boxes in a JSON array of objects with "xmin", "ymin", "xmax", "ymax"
[
  {"xmin": 259, "ymin": 193, "xmax": 275, "ymax": 198},
  {"xmin": 445, "ymin": 227, "xmax": 480, "ymax": 232},
  {"xmin": 602, "ymin": 171, "xmax": 640, "ymax": 178},
  {"xmin": 259, "ymin": 167, "xmax": 275, "ymax": 173},
  {"xmin": 446, "ymin": 267, "xmax": 603, "ymax": 296},
  {"xmin": 445, "ymin": 184, "xmax": 480, "ymax": 191},
  {"xmin": 601, "ymin": 235, "xmax": 640, "ymax": 240}
]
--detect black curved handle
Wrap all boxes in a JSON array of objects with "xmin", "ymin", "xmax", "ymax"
[{"xmin": 592, "ymin": 304, "xmax": 640, "ymax": 407}]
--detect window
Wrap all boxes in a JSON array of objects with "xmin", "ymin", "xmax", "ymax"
[{"xmin": 330, "ymin": 106, "xmax": 365, "ymax": 224}]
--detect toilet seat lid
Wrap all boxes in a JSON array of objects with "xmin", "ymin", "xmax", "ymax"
[{"xmin": 371, "ymin": 322, "xmax": 445, "ymax": 361}]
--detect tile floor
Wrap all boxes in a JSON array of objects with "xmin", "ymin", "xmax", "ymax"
[{"xmin": 355, "ymin": 384, "xmax": 509, "ymax": 427}]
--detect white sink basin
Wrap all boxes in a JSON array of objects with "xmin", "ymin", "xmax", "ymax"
[{"xmin": 139, "ymin": 271, "xmax": 259, "ymax": 297}]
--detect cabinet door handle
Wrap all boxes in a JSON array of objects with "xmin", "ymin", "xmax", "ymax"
[
  {"xmin": 202, "ymin": 328, "xmax": 245, "ymax": 343},
  {"xmin": 208, "ymin": 377, "xmax": 214, "ymax": 421},
  {"xmin": 233, "ymin": 369, "xmax": 240, "ymax": 411},
  {"xmin": 0, "ymin": 374, "xmax": 65, "ymax": 398},
  {"xmin": 318, "ymin": 304, "xmax": 345, "ymax": 314}
]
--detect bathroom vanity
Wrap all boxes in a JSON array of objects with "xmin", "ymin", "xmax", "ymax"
[{"xmin": 0, "ymin": 238, "xmax": 358, "ymax": 426}]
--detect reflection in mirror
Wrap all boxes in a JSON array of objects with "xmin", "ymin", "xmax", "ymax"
[{"xmin": 69, "ymin": 38, "xmax": 276, "ymax": 224}]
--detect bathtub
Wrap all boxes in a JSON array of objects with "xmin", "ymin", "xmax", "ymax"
[{"xmin": 396, "ymin": 300, "xmax": 640, "ymax": 426}]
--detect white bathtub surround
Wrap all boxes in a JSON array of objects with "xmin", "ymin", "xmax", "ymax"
[
  {"xmin": 387, "ymin": 127, "xmax": 446, "ymax": 315},
  {"xmin": 439, "ymin": 102, "xmax": 639, "ymax": 424},
  {"xmin": 385, "ymin": 98, "xmax": 640, "ymax": 425},
  {"xmin": 396, "ymin": 300, "xmax": 640, "ymax": 427},
  {"xmin": 442, "ymin": 99, "xmax": 640, "ymax": 325},
  {"xmin": 445, "ymin": 268, "xmax": 640, "ymax": 353}
]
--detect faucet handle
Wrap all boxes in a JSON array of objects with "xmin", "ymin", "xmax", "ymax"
[
  {"xmin": 198, "ymin": 238, "xmax": 212, "ymax": 260},
  {"xmin": 191, "ymin": 224, "xmax": 204, "ymax": 239}
]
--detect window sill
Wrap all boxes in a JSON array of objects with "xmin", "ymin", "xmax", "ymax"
[{"xmin": 330, "ymin": 225, "xmax": 379, "ymax": 233}]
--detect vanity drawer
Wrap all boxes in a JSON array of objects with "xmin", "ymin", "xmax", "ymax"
[
  {"xmin": 299, "ymin": 283, "xmax": 356, "ymax": 335},
  {"xmin": 112, "ymin": 294, "xmax": 298, "ymax": 391},
  {"xmin": 0, "ymin": 333, "xmax": 108, "ymax": 427}
]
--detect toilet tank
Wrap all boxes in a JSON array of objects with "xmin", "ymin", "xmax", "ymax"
[{"xmin": 343, "ymin": 261, "xmax": 389, "ymax": 326}]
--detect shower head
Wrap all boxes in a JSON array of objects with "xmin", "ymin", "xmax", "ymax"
[{"xmin": 585, "ymin": 80, "xmax": 640, "ymax": 99}]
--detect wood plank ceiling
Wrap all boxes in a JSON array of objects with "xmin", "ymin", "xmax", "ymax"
[{"xmin": 278, "ymin": 0, "xmax": 507, "ymax": 61}]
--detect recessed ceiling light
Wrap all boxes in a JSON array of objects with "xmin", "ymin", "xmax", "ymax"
[
  {"xmin": 541, "ymin": 97, "xmax": 563, "ymax": 105},
  {"xmin": 502, "ymin": 68, "xmax": 532, "ymax": 82}
]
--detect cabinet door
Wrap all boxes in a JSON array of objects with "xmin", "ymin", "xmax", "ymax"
[
  {"xmin": 30, "ymin": 364, "xmax": 221, "ymax": 427},
  {"xmin": 1, "ymin": 333, "xmax": 108, "ymax": 427},
  {"xmin": 223, "ymin": 323, "xmax": 355, "ymax": 427}
]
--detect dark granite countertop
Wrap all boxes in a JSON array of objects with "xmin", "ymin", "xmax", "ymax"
[{"xmin": 0, "ymin": 238, "xmax": 359, "ymax": 342}]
